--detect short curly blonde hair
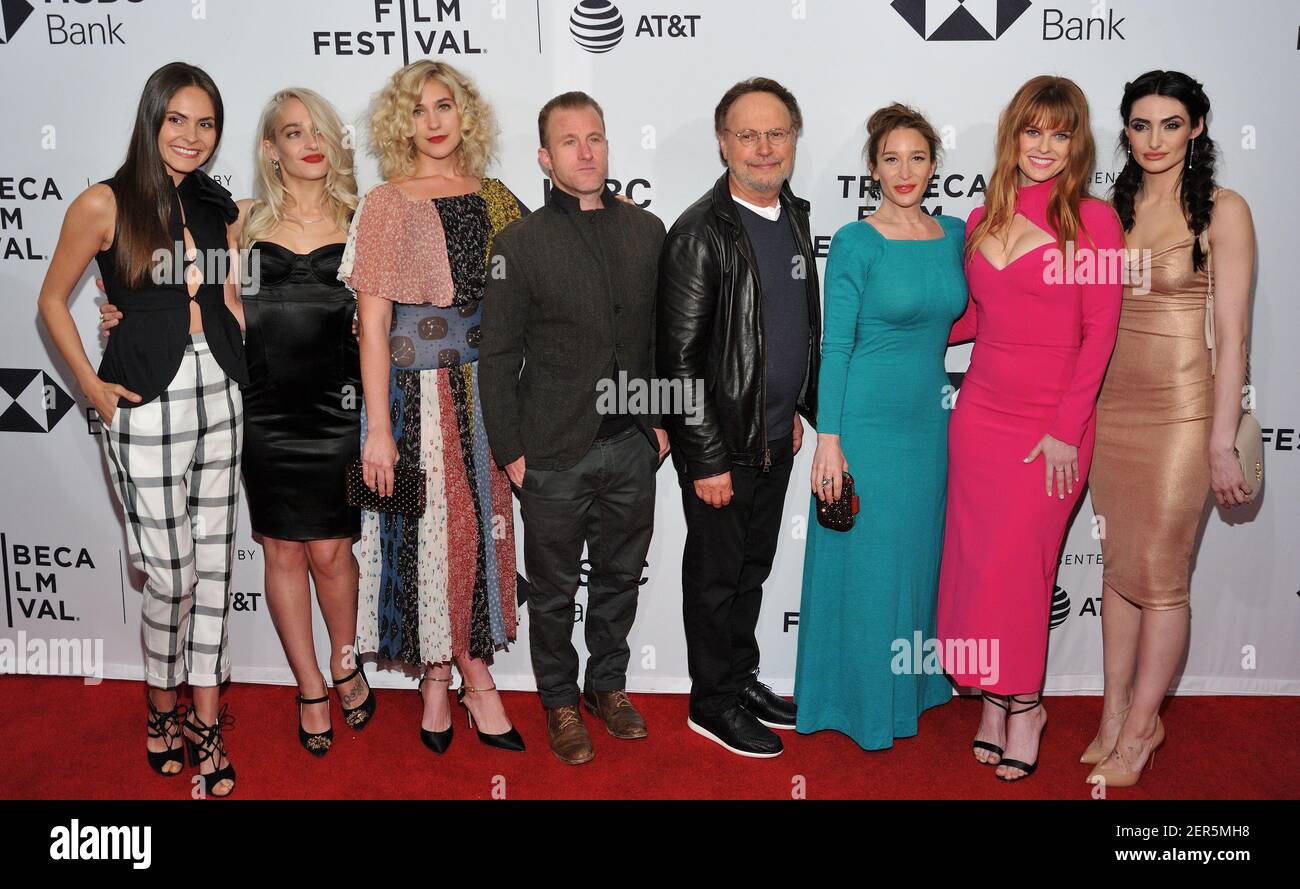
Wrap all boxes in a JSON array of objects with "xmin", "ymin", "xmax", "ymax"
[{"xmin": 369, "ymin": 61, "xmax": 497, "ymax": 181}]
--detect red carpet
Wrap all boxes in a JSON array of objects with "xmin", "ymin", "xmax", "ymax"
[{"xmin": 1, "ymin": 676, "xmax": 1296, "ymax": 799}]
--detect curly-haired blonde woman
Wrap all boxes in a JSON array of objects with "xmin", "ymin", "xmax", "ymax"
[{"xmin": 339, "ymin": 60, "xmax": 526, "ymax": 753}]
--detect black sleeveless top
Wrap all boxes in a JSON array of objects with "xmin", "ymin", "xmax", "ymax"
[{"xmin": 96, "ymin": 170, "xmax": 248, "ymax": 407}]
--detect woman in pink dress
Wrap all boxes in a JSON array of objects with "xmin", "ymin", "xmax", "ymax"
[{"xmin": 939, "ymin": 76, "xmax": 1124, "ymax": 782}]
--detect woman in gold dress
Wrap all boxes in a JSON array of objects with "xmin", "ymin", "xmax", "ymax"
[{"xmin": 1087, "ymin": 70, "xmax": 1256, "ymax": 788}]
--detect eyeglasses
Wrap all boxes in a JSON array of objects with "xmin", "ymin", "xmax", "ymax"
[{"xmin": 725, "ymin": 128, "xmax": 793, "ymax": 147}]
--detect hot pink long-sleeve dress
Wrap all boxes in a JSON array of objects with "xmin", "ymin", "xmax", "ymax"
[{"xmin": 937, "ymin": 178, "xmax": 1124, "ymax": 694}]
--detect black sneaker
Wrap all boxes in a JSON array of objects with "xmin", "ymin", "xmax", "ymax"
[
  {"xmin": 737, "ymin": 675, "xmax": 797, "ymax": 730},
  {"xmin": 687, "ymin": 705, "xmax": 783, "ymax": 758}
]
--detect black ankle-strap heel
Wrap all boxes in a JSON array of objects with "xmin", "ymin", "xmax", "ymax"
[
  {"xmin": 457, "ymin": 683, "xmax": 526, "ymax": 752},
  {"xmin": 973, "ymin": 691, "xmax": 1009, "ymax": 766},
  {"xmin": 417, "ymin": 674, "xmax": 454, "ymax": 754},
  {"xmin": 296, "ymin": 692, "xmax": 333, "ymax": 757},
  {"xmin": 332, "ymin": 663, "xmax": 376, "ymax": 730},
  {"xmin": 182, "ymin": 704, "xmax": 237, "ymax": 798},
  {"xmin": 995, "ymin": 693, "xmax": 1044, "ymax": 782},
  {"xmin": 146, "ymin": 692, "xmax": 185, "ymax": 776}
]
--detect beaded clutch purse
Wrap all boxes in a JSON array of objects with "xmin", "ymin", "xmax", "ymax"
[
  {"xmin": 815, "ymin": 471, "xmax": 860, "ymax": 532},
  {"xmin": 345, "ymin": 461, "xmax": 427, "ymax": 517}
]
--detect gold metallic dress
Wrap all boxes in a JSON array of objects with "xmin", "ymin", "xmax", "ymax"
[{"xmin": 1090, "ymin": 234, "xmax": 1213, "ymax": 610}]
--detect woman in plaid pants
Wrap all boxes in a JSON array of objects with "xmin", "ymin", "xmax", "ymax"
[{"xmin": 38, "ymin": 62, "xmax": 247, "ymax": 797}]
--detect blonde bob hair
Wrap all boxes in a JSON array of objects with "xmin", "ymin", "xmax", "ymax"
[{"xmin": 369, "ymin": 60, "xmax": 497, "ymax": 181}]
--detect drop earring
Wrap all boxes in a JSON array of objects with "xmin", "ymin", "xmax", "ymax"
[{"xmin": 272, "ymin": 159, "xmax": 281, "ymax": 174}]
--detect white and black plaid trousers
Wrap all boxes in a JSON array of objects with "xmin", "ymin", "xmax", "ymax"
[{"xmin": 101, "ymin": 334, "xmax": 243, "ymax": 688}]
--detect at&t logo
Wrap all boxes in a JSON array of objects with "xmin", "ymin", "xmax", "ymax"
[
  {"xmin": 570, "ymin": 0, "xmax": 623, "ymax": 53},
  {"xmin": 568, "ymin": 1, "xmax": 699, "ymax": 54}
]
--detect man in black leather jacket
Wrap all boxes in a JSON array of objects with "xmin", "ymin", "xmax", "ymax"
[{"xmin": 657, "ymin": 77, "xmax": 821, "ymax": 758}]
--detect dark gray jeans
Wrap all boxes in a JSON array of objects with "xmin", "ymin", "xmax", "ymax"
[{"xmin": 517, "ymin": 426, "xmax": 657, "ymax": 708}]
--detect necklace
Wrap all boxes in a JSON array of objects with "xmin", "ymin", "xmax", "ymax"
[{"xmin": 286, "ymin": 213, "xmax": 326, "ymax": 225}]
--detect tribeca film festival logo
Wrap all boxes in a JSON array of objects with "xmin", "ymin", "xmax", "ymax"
[
  {"xmin": 568, "ymin": 0, "xmax": 699, "ymax": 54},
  {"xmin": 313, "ymin": 0, "xmax": 484, "ymax": 60},
  {"xmin": 892, "ymin": 0, "xmax": 1126, "ymax": 42},
  {"xmin": 2, "ymin": 534, "xmax": 93, "ymax": 626},
  {"xmin": 1, "ymin": 175, "xmax": 62, "ymax": 261},
  {"xmin": 0, "ymin": 368, "xmax": 75, "ymax": 433},
  {"xmin": 0, "ymin": 0, "xmax": 147, "ymax": 48},
  {"xmin": 50, "ymin": 821, "xmax": 150, "ymax": 869}
]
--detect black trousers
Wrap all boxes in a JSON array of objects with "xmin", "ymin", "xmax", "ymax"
[
  {"xmin": 517, "ymin": 426, "xmax": 657, "ymax": 708},
  {"xmin": 679, "ymin": 434, "xmax": 795, "ymax": 717}
]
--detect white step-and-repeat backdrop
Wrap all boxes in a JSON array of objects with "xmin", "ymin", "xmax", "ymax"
[{"xmin": 2, "ymin": 0, "xmax": 1296, "ymax": 695}]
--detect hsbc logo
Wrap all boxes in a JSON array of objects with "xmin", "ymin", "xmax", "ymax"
[
  {"xmin": 0, "ymin": 0, "xmax": 34, "ymax": 45},
  {"xmin": 0, "ymin": 369, "xmax": 76, "ymax": 433},
  {"xmin": 892, "ymin": 0, "xmax": 1031, "ymax": 41}
]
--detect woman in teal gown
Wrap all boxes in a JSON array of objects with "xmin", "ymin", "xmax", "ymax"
[{"xmin": 794, "ymin": 105, "xmax": 967, "ymax": 750}]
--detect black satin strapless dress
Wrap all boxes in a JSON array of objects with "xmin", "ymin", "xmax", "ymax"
[{"xmin": 241, "ymin": 241, "xmax": 361, "ymax": 540}]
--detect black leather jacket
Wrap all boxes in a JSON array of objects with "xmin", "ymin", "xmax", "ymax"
[{"xmin": 657, "ymin": 173, "xmax": 820, "ymax": 480}]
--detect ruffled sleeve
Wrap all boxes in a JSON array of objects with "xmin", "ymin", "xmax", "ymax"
[
  {"xmin": 187, "ymin": 170, "xmax": 239, "ymax": 224},
  {"xmin": 335, "ymin": 191, "xmax": 367, "ymax": 288},
  {"xmin": 339, "ymin": 182, "xmax": 455, "ymax": 306}
]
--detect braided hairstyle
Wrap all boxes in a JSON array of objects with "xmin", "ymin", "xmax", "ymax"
[{"xmin": 1112, "ymin": 70, "xmax": 1218, "ymax": 272}]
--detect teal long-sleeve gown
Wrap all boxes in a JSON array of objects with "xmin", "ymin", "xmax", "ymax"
[{"xmin": 793, "ymin": 214, "xmax": 967, "ymax": 750}]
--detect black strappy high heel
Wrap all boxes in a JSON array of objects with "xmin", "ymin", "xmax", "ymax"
[
  {"xmin": 182, "ymin": 704, "xmax": 237, "ymax": 798},
  {"xmin": 995, "ymin": 693, "xmax": 1045, "ymax": 782},
  {"xmin": 417, "ymin": 674, "xmax": 454, "ymax": 754},
  {"xmin": 332, "ymin": 663, "xmax": 376, "ymax": 731},
  {"xmin": 457, "ymin": 683, "xmax": 526, "ymax": 752},
  {"xmin": 973, "ymin": 691, "xmax": 1008, "ymax": 766},
  {"xmin": 146, "ymin": 691, "xmax": 185, "ymax": 776},
  {"xmin": 296, "ymin": 692, "xmax": 333, "ymax": 757}
]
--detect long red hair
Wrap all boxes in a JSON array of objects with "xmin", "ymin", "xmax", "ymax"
[{"xmin": 966, "ymin": 75, "xmax": 1097, "ymax": 261}]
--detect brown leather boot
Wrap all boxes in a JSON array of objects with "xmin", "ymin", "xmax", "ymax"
[
  {"xmin": 545, "ymin": 705, "xmax": 594, "ymax": 765},
  {"xmin": 582, "ymin": 688, "xmax": 648, "ymax": 740}
]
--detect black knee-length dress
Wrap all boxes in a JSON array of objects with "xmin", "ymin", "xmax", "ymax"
[{"xmin": 240, "ymin": 240, "xmax": 361, "ymax": 540}]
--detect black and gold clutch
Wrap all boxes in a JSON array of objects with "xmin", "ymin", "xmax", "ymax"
[{"xmin": 345, "ymin": 460, "xmax": 426, "ymax": 517}]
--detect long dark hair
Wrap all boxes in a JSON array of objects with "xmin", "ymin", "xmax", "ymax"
[
  {"xmin": 111, "ymin": 62, "xmax": 225, "ymax": 287},
  {"xmin": 1111, "ymin": 70, "xmax": 1217, "ymax": 271}
]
